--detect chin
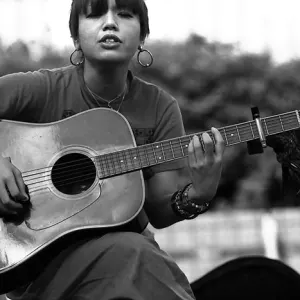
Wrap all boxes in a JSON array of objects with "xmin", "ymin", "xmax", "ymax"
[{"xmin": 96, "ymin": 53, "xmax": 133, "ymax": 66}]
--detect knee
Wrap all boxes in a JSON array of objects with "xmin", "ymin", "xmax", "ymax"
[{"xmin": 102, "ymin": 231, "xmax": 152, "ymax": 254}]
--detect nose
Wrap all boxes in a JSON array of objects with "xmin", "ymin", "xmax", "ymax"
[{"xmin": 102, "ymin": 11, "xmax": 118, "ymax": 31}]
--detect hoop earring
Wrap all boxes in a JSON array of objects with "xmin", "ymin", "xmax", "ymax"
[
  {"xmin": 137, "ymin": 45, "xmax": 153, "ymax": 68},
  {"xmin": 70, "ymin": 49, "xmax": 85, "ymax": 66}
]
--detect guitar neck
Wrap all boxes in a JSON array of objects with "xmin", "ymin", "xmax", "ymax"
[{"xmin": 96, "ymin": 110, "xmax": 300, "ymax": 179}]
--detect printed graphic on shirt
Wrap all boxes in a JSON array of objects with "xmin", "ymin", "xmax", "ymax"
[{"xmin": 132, "ymin": 128, "xmax": 154, "ymax": 146}]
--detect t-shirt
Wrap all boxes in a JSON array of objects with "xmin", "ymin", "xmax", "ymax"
[
  {"xmin": 0, "ymin": 65, "xmax": 188, "ymax": 297},
  {"xmin": 0, "ymin": 64, "xmax": 186, "ymax": 176}
]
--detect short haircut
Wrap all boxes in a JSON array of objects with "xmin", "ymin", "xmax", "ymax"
[{"xmin": 69, "ymin": 0, "xmax": 150, "ymax": 42}]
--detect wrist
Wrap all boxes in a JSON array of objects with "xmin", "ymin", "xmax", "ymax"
[
  {"xmin": 186, "ymin": 183, "xmax": 209, "ymax": 205},
  {"xmin": 171, "ymin": 183, "xmax": 210, "ymax": 220}
]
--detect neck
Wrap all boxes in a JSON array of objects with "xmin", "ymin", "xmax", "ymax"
[{"xmin": 83, "ymin": 61, "xmax": 128, "ymax": 100}]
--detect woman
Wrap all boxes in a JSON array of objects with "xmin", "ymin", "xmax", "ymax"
[{"xmin": 1, "ymin": 0, "xmax": 225, "ymax": 299}]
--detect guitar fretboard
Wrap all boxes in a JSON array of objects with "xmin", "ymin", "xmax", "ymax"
[{"xmin": 96, "ymin": 110, "xmax": 300, "ymax": 179}]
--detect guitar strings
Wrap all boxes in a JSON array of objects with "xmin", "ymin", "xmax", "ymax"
[
  {"xmin": 21, "ymin": 119, "xmax": 298, "ymax": 186},
  {"xmin": 22, "ymin": 118, "xmax": 300, "ymax": 188},
  {"xmin": 20, "ymin": 115, "xmax": 299, "ymax": 189}
]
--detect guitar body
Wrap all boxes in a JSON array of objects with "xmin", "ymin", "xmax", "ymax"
[{"xmin": 0, "ymin": 108, "xmax": 145, "ymax": 293}]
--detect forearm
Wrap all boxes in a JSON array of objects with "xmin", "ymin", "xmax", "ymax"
[
  {"xmin": 145, "ymin": 191, "xmax": 183, "ymax": 229},
  {"xmin": 145, "ymin": 183, "xmax": 210, "ymax": 229}
]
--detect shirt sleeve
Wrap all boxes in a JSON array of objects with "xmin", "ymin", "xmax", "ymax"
[
  {"xmin": 0, "ymin": 71, "xmax": 47, "ymax": 121},
  {"xmin": 148, "ymin": 89, "xmax": 188, "ymax": 175}
]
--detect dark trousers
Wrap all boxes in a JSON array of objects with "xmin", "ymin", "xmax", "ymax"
[{"xmin": 7, "ymin": 229, "xmax": 195, "ymax": 300}]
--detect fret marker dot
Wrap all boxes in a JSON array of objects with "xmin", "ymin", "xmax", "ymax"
[
  {"xmin": 231, "ymin": 134, "xmax": 234, "ymax": 137},
  {"xmin": 121, "ymin": 160, "xmax": 123, "ymax": 163},
  {"xmin": 134, "ymin": 157, "xmax": 137, "ymax": 160}
]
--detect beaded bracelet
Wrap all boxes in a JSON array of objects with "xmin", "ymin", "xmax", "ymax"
[{"xmin": 171, "ymin": 183, "xmax": 210, "ymax": 220}]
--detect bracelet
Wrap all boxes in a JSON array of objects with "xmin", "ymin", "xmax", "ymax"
[{"xmin": 171, "ymin": 183, "xmax": 210, "ymax": 220}]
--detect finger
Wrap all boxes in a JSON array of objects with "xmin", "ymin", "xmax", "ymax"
[
  {"xmin": 212, "ymin": 127, "xmax": 225, "ymax": 160},
  {"xmin": 0, "ymin": 201, "xmax": 15, "ymax": 217},
  {"xmin": 193, "ymin": 135, "xmax": 205, "ymax": 162},
  {"xmin": 202, "ymin": 132, "xmax": 214, "ymax": 162},
  {"xmin": 5, "ymin": 175, "xmax": 27, "ymax": 206},
  {"xmin": 12, "ymin": 166, "xmax": 29, "ymax": 202},
  {"xmin": 188, "ymin": 136, "xmax": 197, "ymax": 166},
  {"xmin": 0, "ymin": 182, "xmax": 22, "ymax": 214}
]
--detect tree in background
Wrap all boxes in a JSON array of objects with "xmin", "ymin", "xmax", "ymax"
[{"xmin": 0, "ymin": 35, "xmax": 298, "ymax": 211}]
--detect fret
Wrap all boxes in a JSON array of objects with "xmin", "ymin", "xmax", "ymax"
[
  {"xmin": 111, "ymin": 152, "xmax": 121, "ymax": 174},
  {"xmin": 263, "ymin": 119, "xmax": 269, "ymax": 135},
  {"xmin": 115, "ymin": 152, "xmax": 123, "ymax": 174},
  {"xmin": 238, "ymin": 122, "xmax": 255, "ymax": 141},
  {"xmin": 130, "ymin": 147, "xmax": 141, "ymax": 169},
  {"xmin": 296, "ymin": 110, "xmax": 300, "ymax": 125},
  {"xmin": 169, "ymin": 140, "xmax": 175, "ymax": 159},
  {"xmin": 264, "ymin": 117, "xmax": 280, "ymax": 135},
  {"xmin": 249, "ymin": 121, "xmax": 255, "ymax": 139},
  {"xmin": 235, "ymin": 125, "xmax": 241, "ymax": 142},
  {"xmin": 160, "ymin": 142, "xmax": 166, "ymax": 162},
  {"xmin": 154, "ymin": 143, "xmax": 164, "ymax": 163},
  {"xmin": 161, "ymin": 141, "xmax": 174, "ymax": 161},
  {"xmin": 144, "ymin": 144, "xmax": 157, "ymax": 166},
  {"xmin": 151, "ymin": 144, "xmax": 158, "ymax": 164},
  {"xmin": 139, "ymin": 145, "xmax": 150, "ymax": 167},
  {"xmin": 109, "ymin": 155, "xmax": 115, "ymax": 175},
  {"xmin": 156, "ymin": 144, "xmax": 164, "ymax": 162},
  {"xmin": 280, "ymin": 112, "xmax": 300, "ymax": 131},
  {"xmin": 104, "ymin": 154, "xmax": 112, "ymax": 176},
  {"xmin": 96, "ymin": 157, "xmax": 105, "ymax": 178},
  {"xmin": 225, "ymin": 126, "xmax": 240, "ymax": 145},
  {"xmin": 221, "ymin": 128, "xmax": 229, "ymax": 146},
  {"xmin": 122, "ymin": 149, "xmax": 132, "ymax": 171},
  {"xmin": 120, "ymin": 150, "xmax": 128, "ymax": 172},
  {"xmin": 116, "ymin": 151, "xmax": 123, "ymax": 172},
  {"xmin": 144, "ymin": 146, "xmax": 150, "ymax": 166},
  {"xmin": 171, "ymin": 138, "xmax": 185, "ymax": 158},
  {"xmin": 179, "ymin": 138, "xmax": 186, "ymax": 157},
  {"xmin": 278, "ymin": 115, "xmax": 284, "ymax": 131},
  {"xmin": 135, "ymin": 147, "xmax": 143, "ymax": 169},
  {"xmin": 127, "ymin": 148, "xmax": 136, "ymax": 171},
  {"xmin": 184, "ymin": 138, "xmax": 190, "ymax": 156}
]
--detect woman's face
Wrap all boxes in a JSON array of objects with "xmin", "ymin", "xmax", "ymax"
[{"xmin": 77, "ymin": 0, "xmax": 142, "ymax": 65}]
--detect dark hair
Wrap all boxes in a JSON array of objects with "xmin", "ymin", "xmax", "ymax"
[{"xmin": 69, "ymin": 0, "xmax": 150, "ymax": 42}]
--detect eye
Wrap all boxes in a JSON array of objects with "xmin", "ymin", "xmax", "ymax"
[
  {"xmin": 86, "ymin": 12, "xmax": 100, "ymax": 18},
  {"xmin": 118, "ymin": 10, "xmax": 133, "ymax": 18}
]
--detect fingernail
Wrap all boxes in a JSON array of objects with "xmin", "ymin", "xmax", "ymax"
[{"xmin": 22, "ymin": 195, "xmax": 29, "ymax": 202}]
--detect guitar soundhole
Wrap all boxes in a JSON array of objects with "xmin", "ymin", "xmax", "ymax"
[{"xmin": 51, "ymin": 153, "xmax": 96, "ymax": 195}]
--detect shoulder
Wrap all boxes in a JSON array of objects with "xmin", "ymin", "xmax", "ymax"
[
  {"xmin": 0, "ymin": 65, "xmax": 77, "ymax": 89},
  {"xmin": 37, "ymin": 65, "xmax": 78, "ymax": 86},
  {"xmin": 131, "ymin": 72, "xmax": 178, "ymax": 109}
]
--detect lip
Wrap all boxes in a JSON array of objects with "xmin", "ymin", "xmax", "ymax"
[
  {"xmin": 99, "ymin": 34, "xmax": 122, "ymax": 43},
  {"xmin": 100, "ymin": 41, "xmax": 121, "ymax": 50}
]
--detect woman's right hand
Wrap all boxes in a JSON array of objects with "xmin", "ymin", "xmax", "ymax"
[{"xmin": 0, "ymin": 157, "xmax": 29, "ymax": 217}]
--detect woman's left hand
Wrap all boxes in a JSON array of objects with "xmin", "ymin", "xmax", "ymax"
[{"xmin": 187, "ymin": 127, "xmax": 225, "ymax": 204}]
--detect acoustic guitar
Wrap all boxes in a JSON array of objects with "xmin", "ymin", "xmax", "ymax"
[{"xmin": 0, "ymin": 107, "xmax": 299, "ymax": 293}]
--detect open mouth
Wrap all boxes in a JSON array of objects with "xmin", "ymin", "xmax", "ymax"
[{"xmin": 99, "ymin": 34, "xmax": 122, "ymax": 44}]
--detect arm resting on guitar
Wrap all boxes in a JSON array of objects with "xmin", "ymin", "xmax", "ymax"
[{"xmin": 144, "ymin": 168, "xmax": 190, "ymax": 229}]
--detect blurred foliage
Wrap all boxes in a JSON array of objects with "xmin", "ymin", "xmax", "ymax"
[{"xmin": 1, "ymin": 35, "xmax": 300, "ymax": 211}]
